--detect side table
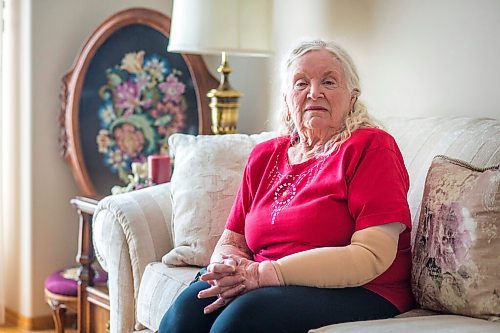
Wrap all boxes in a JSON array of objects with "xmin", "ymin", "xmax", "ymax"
[{"xmin": 71, "ymin": 196, "xmax": 110, "ymax": 333}]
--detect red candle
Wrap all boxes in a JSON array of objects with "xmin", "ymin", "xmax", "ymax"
[{"xmin": 148, "ymin": 155, "xmax": 171, "ymax": 184}]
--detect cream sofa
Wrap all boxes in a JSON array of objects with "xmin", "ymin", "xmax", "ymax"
[{"xmin": 93, "ymin": 117, "xmax": 500, "ymax": 333}]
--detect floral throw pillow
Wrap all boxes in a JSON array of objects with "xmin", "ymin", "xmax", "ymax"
[
  {"xmin": 162, "ymin": 132, "xmax": 277, "ymax": 267},
  {"xmin": 412, "ymin": 155, "xmax": 500, "ymax": 320}
]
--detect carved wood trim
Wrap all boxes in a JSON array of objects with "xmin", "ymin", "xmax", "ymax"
[{"xmin": 58, "ymin": 72, "xmax": 72, "ymax": 159}]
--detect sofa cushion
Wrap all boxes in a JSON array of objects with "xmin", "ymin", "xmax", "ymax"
[
  {"xmin": 412, "ymin": 155, "xmax": 500, "ymax": 320},
  {"xmin": 162, "ymin": 132, "xmax": 277, "ymax": 267},
  {"xmin": 137, "ymin": 263, "xmax": 198, "ymax": 331},
  {"xmin": 308, "ymin": 314, "xmax": 500, "ymax": 333},
  {"xmin": 381, "ymin": 117, "xmax": 500, "ymax": 245}
]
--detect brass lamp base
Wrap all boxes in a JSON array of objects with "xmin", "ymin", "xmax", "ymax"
[{"xmin": 208, "ymin": 52, "xmax": 243, "ymax": 135}]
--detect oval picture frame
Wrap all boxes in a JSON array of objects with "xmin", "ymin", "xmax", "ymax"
[{"xmin": 59, "ymin": 7, "xmax": 217, "ymax": 198}]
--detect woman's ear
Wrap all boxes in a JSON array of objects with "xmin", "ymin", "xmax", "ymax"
[
  {"xmin": 283, "ymin": 94, "xmax": 292, "ymax": 123},
  {"xmin": 350, "ymin": 95, "xmax": 357, "ymax": 111},
  {"xmin": 283, "ymin": 94, "xmax": 292, "ymax": 112},
  {"xmin": 349, "ymin": 89, "xmax": 359, "ymax": 113}
]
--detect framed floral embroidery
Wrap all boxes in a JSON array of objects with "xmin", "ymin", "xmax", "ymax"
[{"xmin": 59, "ymin": 8, "xmax": 217, "ymax": 197}]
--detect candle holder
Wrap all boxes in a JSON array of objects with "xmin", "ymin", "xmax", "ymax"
[{"xmin": 147, "ymin": 155, "xmax": 172, "ymax": 185}]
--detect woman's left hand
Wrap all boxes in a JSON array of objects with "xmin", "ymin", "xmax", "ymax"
[
  {"xmin": 198, "ymin": 254, "xmax": 260, "ymax": 314},
  {"xmin": 201, "ymin": 254, "xmax": 261, "ymax": 291}
]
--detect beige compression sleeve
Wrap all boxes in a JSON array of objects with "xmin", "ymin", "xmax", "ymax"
[{"xmin": 271, "ymin": 223, "xmax": 402, "ymax": 288}]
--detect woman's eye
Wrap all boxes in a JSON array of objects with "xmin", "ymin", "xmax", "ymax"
[
  {"xmin": 294, "ymin": 80, "xmax": 308, "ymax": 90},
  {"xmin": 323, "ymin": 79, "xmax": 337, "ymax": 88}
]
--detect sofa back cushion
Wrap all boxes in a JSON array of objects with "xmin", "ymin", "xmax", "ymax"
[
  {"xmin": 161, "ymin": 117, "xmax": 500, "ymax": 268},
  {"xmin": 411, "ymin": 155, "xmax": 499, "ymax": 320},
  {"xmin": 381, "ymin": 117, "xmax": 500, "ymax": 245},
  {"xmin": 162, "ymin": 132, "xmax": 277, "ymax": 267}
]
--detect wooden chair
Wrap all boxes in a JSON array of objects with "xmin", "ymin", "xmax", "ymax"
[
  {"xmin": 43, "ymin": 195, "xmax": 109, "ymax": 333},
  {"xmin": 44, "ymin": 268, "xmax": 78, "ymax": 333},
  {"xmin": 44, "ymin": 266, "xmax": 108, "ymax": 333}
]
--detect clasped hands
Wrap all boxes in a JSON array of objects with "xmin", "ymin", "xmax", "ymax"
[
  {"xmin": 197, "ymin": 254, "xmax": 259, "ymax": 314},
  {"xmin": 197, "ymin": 254, "xmax": 281, "ymax": 314}
]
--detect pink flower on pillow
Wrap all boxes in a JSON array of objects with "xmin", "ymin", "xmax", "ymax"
[{"xmin": 428, "ymin": 203, "xmax": 472, "ymax": 273}]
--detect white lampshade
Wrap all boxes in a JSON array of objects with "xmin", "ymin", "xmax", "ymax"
[{"xmin": 168, "ymin": 0, "xmax": 273, "ymax": 57}]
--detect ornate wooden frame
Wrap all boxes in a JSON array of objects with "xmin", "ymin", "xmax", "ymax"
[{"xmin": 59, "ymin": 7, "xmax": 217, "ymax": 198}]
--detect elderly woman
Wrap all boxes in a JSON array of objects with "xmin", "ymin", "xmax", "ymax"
[{"xmin": 158, "ymin": 39, "xmax": 413, "ymax": 333}]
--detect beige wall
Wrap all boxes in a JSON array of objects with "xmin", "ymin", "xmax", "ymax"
[
  {"xmin": 272, "ymin": 0, "xmax": 500, "ymax": 126},
  {"xmin": 4, "ymin": 0, "xmax": 499, "ymax": 319}
]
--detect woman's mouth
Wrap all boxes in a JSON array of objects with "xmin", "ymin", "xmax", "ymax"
[{"xmin": 305, "ymin": 106, "xmax": 328, "ymax": 112}]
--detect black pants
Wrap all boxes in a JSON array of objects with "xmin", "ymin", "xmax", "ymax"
[{"xmin": 158, "ymin": 280, "xmax": 399, "ymax": 333}]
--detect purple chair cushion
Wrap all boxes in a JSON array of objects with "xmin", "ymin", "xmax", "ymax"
[{"xmin": 44, "ymin": 268, "xmax": 108, "ymax": 296}]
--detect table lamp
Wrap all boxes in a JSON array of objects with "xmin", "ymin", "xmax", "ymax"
[{"xmin": 167, "ymin": 0, "xmax": 273, "ymax": 134}]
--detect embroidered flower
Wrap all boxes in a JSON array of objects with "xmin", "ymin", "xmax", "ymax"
[
  {"xmin": 115, "ymin": 81, "xmax": 142, "ymax": 116},
  {"xmin": 120, "ymin": 51, "xmax": 145, "ymax": 73},
  {"xmin": 105, "ymin": 149, "xmax": 129, "ymax": 172},
  {"xmin": 159, "ymin": 73, "xmax": 186, "ymax": 103},
  {"xmin": 153, "ymin": 101, "xmax": 186, "ymax": 137},
  {"xmin": 113, "ymin": 123, "xmax": 145, "ymax": 158},
  {"xmin": 98, "ymin": 102, "xmax": 116, "ymax": 126},
  {"xmin": 96, "ymin": 129, "xmax": 112, "ymax": 153},
  {"xmin": 136, "ymin": 71, "xmax": 152, "ymax": 90},
  {"xmin": 144, "ymin": 55, "xmax": 168, "ymax": 82}
]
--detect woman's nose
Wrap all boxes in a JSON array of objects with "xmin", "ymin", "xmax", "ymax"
[{"xmin": 307, "ymin": 81, "xmax": 323, "ymax": 100}]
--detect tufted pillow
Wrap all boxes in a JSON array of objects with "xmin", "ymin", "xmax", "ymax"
[
  {"xmin": 412, "ymin": 155, "xmax": 500, "ymax": 320},
  {"xmin": 162, "ymin": 132, "xmax": 277, "ymax": 267}
]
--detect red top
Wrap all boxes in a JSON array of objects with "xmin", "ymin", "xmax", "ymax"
[{"xmin": 226, "ymin": 128, "xmax": 414, "ymax": 313}]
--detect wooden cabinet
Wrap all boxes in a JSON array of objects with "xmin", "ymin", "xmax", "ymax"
[
  {"xmin": 71, "ymin": 197, "xmax": 110, "ymax": 333},
  {"xmin": 86, "ymin": 286, "xmax": 110, "ymax": 333}
]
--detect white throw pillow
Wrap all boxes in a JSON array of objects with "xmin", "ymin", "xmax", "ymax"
[{"xmin": 162, "ymin": 132, "xmax": 278, "ymax": 267}]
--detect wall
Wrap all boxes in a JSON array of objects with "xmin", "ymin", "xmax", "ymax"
[{"xmin": 272, "ymin": 0, "xmax": 500, "ymax": 126}]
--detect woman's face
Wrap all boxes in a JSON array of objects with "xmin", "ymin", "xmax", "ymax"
[{"xmin": 286, "ymin": 49, "xmax": 355, "ymax": 134}]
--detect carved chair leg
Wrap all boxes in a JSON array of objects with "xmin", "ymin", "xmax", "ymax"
[{"xmin": 48, "ymin": 299, "xmax": 67, "ymax": 333}]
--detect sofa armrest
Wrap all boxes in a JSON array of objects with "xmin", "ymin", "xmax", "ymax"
[{"xmin": 93, "ymin": 182, "xmax": 173, "ymax": 333}]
